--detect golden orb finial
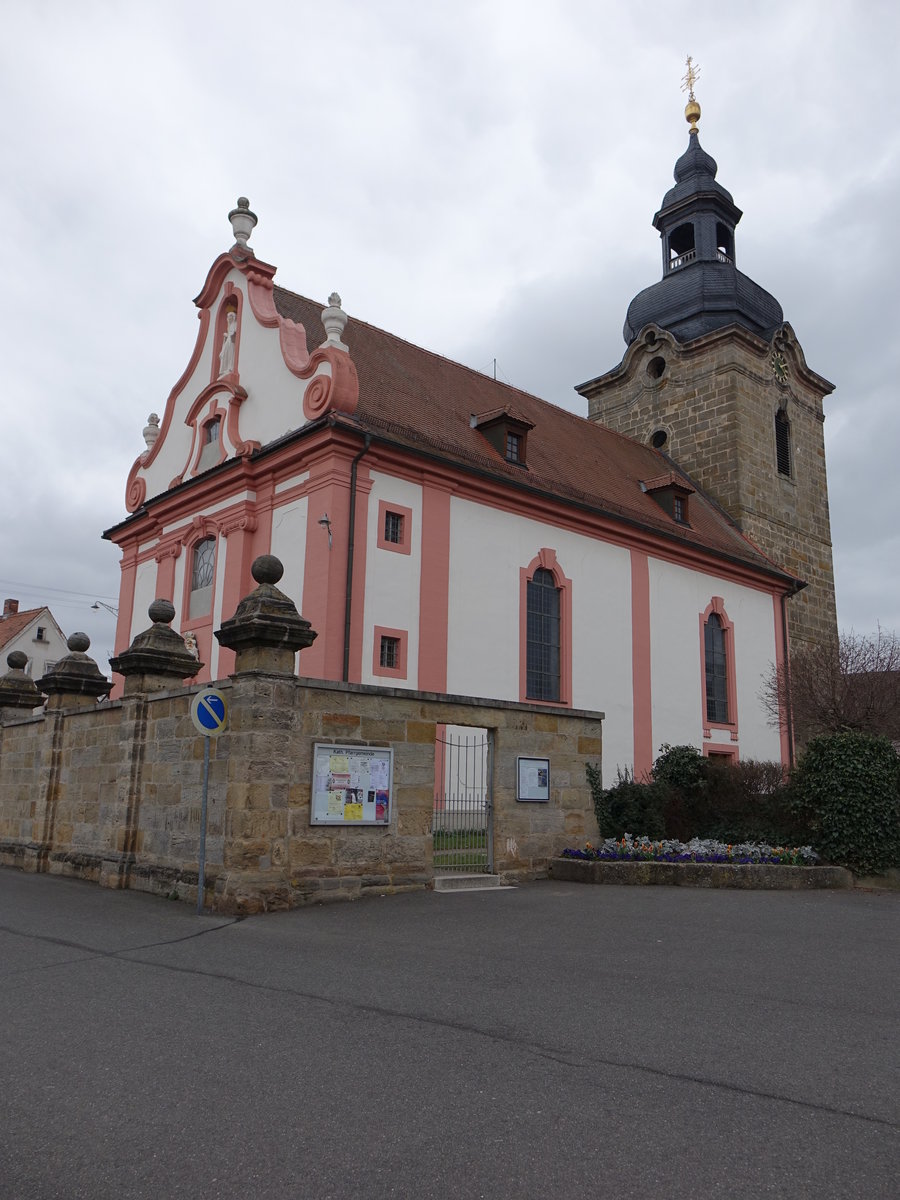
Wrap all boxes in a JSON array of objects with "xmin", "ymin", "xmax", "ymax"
[{"xmin": 681, "ymin": 55, "xmax": 701, "ymax": 134}]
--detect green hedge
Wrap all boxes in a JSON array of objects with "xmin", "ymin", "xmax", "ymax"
[
  {"xmin": 588, "ymin": 747, "xmax": 805, "ymax": 846},
  {"xmin": 587, "ymin": 738, "xmax": 900, "ymax": 873},
  {"xmin": 788, "ymin": 731, "xmax": 900, "ymax": 875}
]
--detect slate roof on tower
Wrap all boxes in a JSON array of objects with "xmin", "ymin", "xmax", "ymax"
[{"xmin": 623, "ymin": 114, "xmax": 784, "ymax": 345}]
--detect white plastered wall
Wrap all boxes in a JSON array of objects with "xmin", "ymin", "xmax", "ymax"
[
  {"xmin": 647, "ymin": 557, "xmax": 782, "ymax": 762},
  {"xmin": 233, "ymin": 283, "xmax": 320, "ymax": 448},
  {"xmin": 270, "ymin": 496, "xmax": 309, "ymax": 609},
  {"xmin": 359, "ymin": 472, "xmax": 423, "ymax": 688},
  {"xmin": 271, "ymin": 495, "xmax": 309, "ymax": 672},
  {"xmin": 446, "ymin": 498, "xmax": 634, "ymax": 777},
  {"xmin": 131, "ymin": 559, "xmax": 158, "ymax": 643}
]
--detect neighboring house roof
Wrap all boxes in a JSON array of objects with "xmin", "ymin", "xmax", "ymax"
[
  {"xmin": 272, "ymin": 287, "xmax": 797, "ymax": 584},
  {"xmin": 0, "ymin": 607, "xmax": 53, "ymax": 650}
]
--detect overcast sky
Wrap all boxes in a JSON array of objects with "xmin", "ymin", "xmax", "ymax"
[{"xmin": 2, "ymin": 0, "xmax": 897, "ymax": 666}]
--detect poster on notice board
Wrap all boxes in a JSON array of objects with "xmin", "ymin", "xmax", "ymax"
[
  {"xmin": 310, "ymin": 743, "xmax": 393, "ymax": 825},
  {"xmin": 517, "ymin": 756, "xmax": 550, "ymax": 802}
]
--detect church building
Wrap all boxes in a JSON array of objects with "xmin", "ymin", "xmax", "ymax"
[{"xmin": 105, "ymin": 90, "xmax": 836, "ymax": 781}]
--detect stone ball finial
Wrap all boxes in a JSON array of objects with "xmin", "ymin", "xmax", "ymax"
[
  {"xmin": 228, "ymin": 196, "xmax": 258, "ymax": 248},
  {"xmin": 68, "ymin": 632, "xmax": 90, "ymax": 653},
  {"xmin": 251, "ymin": 555, "xmax": 284, "ymax": 586},
  {"xmin": 7, "ymin": 650, "xmax": 27, "ymax": 671},
  {"xmin": 148, "ymin": 599, "xmax": 176, "ymax": 625}
]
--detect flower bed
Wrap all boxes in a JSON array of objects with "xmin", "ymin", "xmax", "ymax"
[
  {"xmin": 562, "ymin": 834, "xmax": 819, "ymax": 866},
  {"xmin": 550, "ymin": 835, "xmax": 853, "ymax": 890}
]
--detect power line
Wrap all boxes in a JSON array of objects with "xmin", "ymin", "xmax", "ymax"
[{"xmin": 0, "ymin": 578, "xmax": 118, "ymax": 603}]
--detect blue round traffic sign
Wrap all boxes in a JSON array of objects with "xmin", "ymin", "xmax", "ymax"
[{"xmin": 190, "ymin": 688, "xmax": 228, "ymax": 737}]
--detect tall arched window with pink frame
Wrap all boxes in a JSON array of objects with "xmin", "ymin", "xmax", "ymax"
[
  {"xmin": 519, "ymin": 549, "xmax": 572, "ymax": 706},
  {"xmin": 699, "ymin": 597, "xmax": 738, "ymax": 738}
]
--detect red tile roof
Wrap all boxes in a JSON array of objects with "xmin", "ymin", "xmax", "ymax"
[
  {"xmin": 644, "ymin": 472, "xmax": 695, "ymax": 493},
  {"xmin": 275, "ymin": 289, "xmax": 797, "ymax": 577},
  {"xmin": 0, "ymin": 607, "xmax": 48, "ymax": 651},
  {"xmin": 274, "ymin": 288, "xmax": 796, "ymax": 583}
]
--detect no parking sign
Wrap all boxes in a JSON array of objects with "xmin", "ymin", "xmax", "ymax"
[
  {"xmin": 190, "ymin": 688, "xmax": 228, "ymax": 737},
  {"xmin": 190, "ymin": 687, "xmax": 227, "ymax": 915}
]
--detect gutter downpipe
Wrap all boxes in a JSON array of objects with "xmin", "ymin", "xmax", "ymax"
[{"xmin": 343, "ymin": 434, "xmax": 372, "ymax": 682}]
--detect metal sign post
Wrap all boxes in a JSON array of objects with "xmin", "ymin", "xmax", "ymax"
[{"xmin": 189, "ymin": 688, "xmax": 228, "ymax": 914}]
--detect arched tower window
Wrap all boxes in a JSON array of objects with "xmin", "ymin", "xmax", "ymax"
[
  {"xmin": 668, "ymin": 222, "xmax": 696, "ymax": 270},
  {"xmin": 716, "ymin": 222, "xmax": 734, "ymax": 263},
  {"xmin": 775, "ymin": 410, "xmax": 792, "ymax": 477}
]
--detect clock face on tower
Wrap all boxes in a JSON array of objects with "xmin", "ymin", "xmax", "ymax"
[{"xmin": 771, "ymin": 351, "xmax": 789, "ymax": 384}]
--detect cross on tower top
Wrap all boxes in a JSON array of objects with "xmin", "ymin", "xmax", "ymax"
[{"xmin": 681, "ymin": 55, "xmax": 700, "ymax": 102}]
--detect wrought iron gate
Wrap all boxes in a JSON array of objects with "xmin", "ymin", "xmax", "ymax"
[{"xmin": 432, "ymin": 727, "xmax": 493, "ymax": 873}]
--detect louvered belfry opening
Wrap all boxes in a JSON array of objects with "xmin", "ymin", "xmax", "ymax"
[{"xmin": 775, "ymin": 409, "xmax": 792, "ymax": 477}]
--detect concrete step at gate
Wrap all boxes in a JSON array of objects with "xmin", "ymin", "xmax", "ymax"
[{"xmin": 433, "ymin": 873, "xmax": 515, "ymax": 893}]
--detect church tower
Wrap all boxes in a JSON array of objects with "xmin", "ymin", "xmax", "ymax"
[{"xmin": 578, "ymin": 65, "xmax": 837, "ymax": 653}]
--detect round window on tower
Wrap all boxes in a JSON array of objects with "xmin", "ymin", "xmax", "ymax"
[
  {"xmin": 651, "ymin": 429, "xmax": 668, "ymax": 450},
  {"xmin": 646, "ymin": 356, "xmax": 667, "ymax": 381}
]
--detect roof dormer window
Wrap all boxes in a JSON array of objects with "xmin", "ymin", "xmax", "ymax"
[
  {"xmin": 472, "ymin": 406, "xmax": 534, "ymax": 469},
  {"xmin": 642, "ymin": 471, "xmax": 695, "ymax": 525}
]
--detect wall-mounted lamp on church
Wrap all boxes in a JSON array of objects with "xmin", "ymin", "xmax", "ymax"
[{"xmin": 318, "ymin": 513, "xmax": 333, "ymax": 550}]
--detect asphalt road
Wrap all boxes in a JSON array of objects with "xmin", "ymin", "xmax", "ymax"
[{"xmin": 1, "ymin": 869, "xmax": 897, "ymax": 1199}]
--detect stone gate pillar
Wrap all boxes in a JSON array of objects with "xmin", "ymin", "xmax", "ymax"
[
  {"xmin": 27, "ymin": 635, "xmax": 112, "ymax": 871},
  {"xmin": 0, "ymin": 650, "xmax": 43, "ymax": 720},
  {"xmin": 104, "ymin": 600, "xmax": 204, "ymax": 889},
  {"xmin": 214, "ymin": 555, "xmax": 317, "ymax": 913},
  {"xmin": 0, "ymin": 652, "xmax": 45, "ymax": 863}
]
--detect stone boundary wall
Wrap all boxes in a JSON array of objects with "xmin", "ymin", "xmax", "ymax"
[
  {"xmin": 547, "ymin": 858, "xmax": 853, "ymax": 890},
  {"xmin": 0, "ymin": 673, "xmax": 603, "ymax": 914}
]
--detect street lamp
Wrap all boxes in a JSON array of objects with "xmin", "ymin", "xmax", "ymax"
[{"xmin": 91, "ymin": 601, "xmax": 119, "ymax": 617}]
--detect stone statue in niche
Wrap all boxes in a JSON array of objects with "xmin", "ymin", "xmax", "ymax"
[
  {"xmin": 183, "ymin": 631, "xmax": 200, "ymax": 659},
  {"xmin": 218, "ymin": 310, "xmax": 237, "ymax": 376}
]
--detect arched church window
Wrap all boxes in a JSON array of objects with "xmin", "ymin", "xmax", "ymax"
[
  {"xmin": 189, "ymin": 537, "xmax": 216, "ymax": 618},
  {"xmin": 526, "ymin": 568, "xmax": 561, "ymax": 702},
  {"xmin": 704, "ymin": 612, "xmax": 729, "ymax": 723},
  {"xmin": 775, "ymin": 410, "xmax": 792, "ymax": 477}
]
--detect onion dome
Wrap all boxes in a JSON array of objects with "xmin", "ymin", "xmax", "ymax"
[{"xmin": 622, "ymin": 86, "xmax": 783, "ymax": 345}]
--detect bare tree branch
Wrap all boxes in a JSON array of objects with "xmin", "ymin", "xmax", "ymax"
[{"xmin": 762, "ymin": 625, "xmax": 900, "ymax": 744}]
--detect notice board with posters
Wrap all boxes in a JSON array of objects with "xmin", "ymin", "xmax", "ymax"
[{"xmin": 310, "ymin": 743, "xmax": 393, "ymax": 825}]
